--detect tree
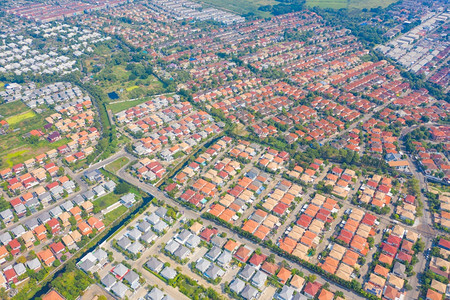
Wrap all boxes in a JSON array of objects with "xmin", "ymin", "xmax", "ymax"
[
  {"xmin": 413, "ymin": 239, "xmax": 425, "ymax": 254},
  {"xmin": 114, "ymin": 182, "xmax": 130, "ymax": 195}
]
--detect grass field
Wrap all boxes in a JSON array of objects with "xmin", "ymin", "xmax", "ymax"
[
  {"xmin": 199, "ymin": 0, "xmax": 280, "ymax": 17},
  {"xmin": 305, "ymin": 0, "xmax": 398, "ymax": 9},
  {"xmin": 103, "ymin": 205, "xmax": 128, "ymax": 225},
  {"xmin": 93, "ymin": 193, "xmax": 121, "ymax": 212},
  {"xmin": 0, "ymin": 101, "xmax": 29, "ymax": 118},
  {"xmin": 107, "ymin": 98, "xmax": 150, "ymax": 114},
  {"xmin": 105, "ymin": 157, "xmax": 130, "ymax": 173},
  {"xmin": 6, "ymin": 111, "xmax": 36, "ymax": 126}
]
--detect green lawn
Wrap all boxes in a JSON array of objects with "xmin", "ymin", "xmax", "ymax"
[
  {"xmin": 198, "ymin": 0, "xmax": 280, "ymax": 17},
  {"xmin": 103, "ymin": 205, "xmax": 128, "ymax": 225},
  {"xmin": 93, "ymin": 193, "xmax": 121, "ymax": 211},
  {"xmin": 107, "ymin": 98, "xmax": 150, "ymax": 114},
  {"xmin": 305, "ymin": 0, "xmax": 398, "ymax": 9},
  {"xmin": 105, "ymin": 157, "xmax": 130, "ymax": 173}
]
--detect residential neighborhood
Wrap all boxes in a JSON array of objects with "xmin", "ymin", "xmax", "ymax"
[{"xmin": 0, "ymin": 0, "xmax": 448, "ymax": 299}]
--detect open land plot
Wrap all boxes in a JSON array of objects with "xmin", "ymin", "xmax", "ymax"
[
  {"xmin": 105, "ymin": 157, "xmax": 130, "ymax": 173},
  {"xmin": 93, "ymin": 193, "xmax": 121, "ymax": 211},
  {"xmin": 305, "ymin": 0, "xmax": 398, "ymax": 9},
  {"xmin": 98, "ymin": 65, "xmax": 164, "ymax": 103},
  {"xmin": 0, "ymin": 138, "xmax": 70, "ymax": 169},
  {"xmin": 198, "ymin": 0, "xmax": 280, "ymax": 17},
  {"xmin": 103, "ymin": 205, "xmax": 128, "ymax": 225},
  {"xmin": 0, "ymin": 106, "xmax": 70, "ymax": 168},
  {"xmin": 0, "ymin": 101, "xmax": 29, "ymax": 118},
  {"xmin": 6, "ymin": 110, "xmax": 36, "ymax": 126},
  {"xmin": 107, "ymin": 98, "xmax": 151, "ymax": 114}
]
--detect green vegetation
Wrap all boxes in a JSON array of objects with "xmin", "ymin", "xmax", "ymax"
[
  {"xmin": 108, "ymin": 98, "xmax": 150, "ymax": 114},
  {"xmin": 174, "ymin": 274, "xmax": 225, "ymax": 300},
  {"xmin": 105, "ymin": 157, "xmax": 130, "ymax": 173},
  {"xmin": 6, "ymin": 110, "xmax": 36, "ymax": 126},
  {"xmin": 103, "ymin": 205, "xmax": 128, "ymax": 226},
  {"xmin": 50, "ymin": 269, "xmax": 94, "ymax": 300},
  {"xmin": 306, "ymin": 0, "xmax": 397, "ymax": 9},
  {"xmin": 199, "ymin": 0, "xmax": 281, "ymax": 17},
  {"xmin": 93, "ymin": 193, "xmax": 121, "ymax": 213},
  {"xmin": 95, "ymin": 64, "xmax": 163, "ymax": 103},
  {"xmin": 0, "ymin": 101, "xmax": 29, "ymax": 118}
]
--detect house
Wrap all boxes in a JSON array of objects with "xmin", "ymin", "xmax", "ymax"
[
  {"xmin": 9, "ymin": 239, "xmax": 21, "ymax": 256},
  {"xmin": 230, "ymin": 278, "xmax": 246, "ymax": 294},
  {"xmin": 0, "ymin": 209, "xmax": 13, "ymax": 225},
  {"xmin": 303, "ymin": 282, "xmax": 322, "ymax": 298},
  {"xmin": 42, "ymin": 290, "xmax": 65, "ymax": 300},
  {"xmin": 216, "ymin": 251, "xmax": 232, "ymax": 266},
  {"xmin": 160, "ymin": 266, "xmax": 177, "ymax": 281},
  {"xmin": 34, "ymin": 225, "xmax": 47, "ymax": 241},
  {"xmin": 111, "ymin": 281, "xmax": 128, "ymax": 299},
  {"xmin": 50, "ymin": 242, "xmax": 65, "ymax": 255},
  {"xmin": 37, "ymin": 249, "xmax": 56, "ymax": 266},
  {"xmin": 0, "ymin": 246, "xmax": 8, "ymax": 263},
  {"xmin": 123, "ymin": 270, "xmax": 140, "ymax": 290},
  {"xmin": 251, "ymin": 270, "xmax": 267, "ymax": 289},
  {"xmin": 240, "ymin": 285, "xmax": 258, "ymax": 300},
  {"xmin": 277, "ymin": 285, "xmax": 295, "ymax": 300},
  {"xmin": 26, "ymin": 258, "xmax": 41, "ymax": 271},
  {"xmin": 3, "ymin": 267, "xmax": 17, "ymax": 284},
  {"xmin": 22, "ymin": 231, "xmax": 35, "ymax": 249},
  {"xmin": 120, "ymin": 193, "xmax": 136, "ymax": 208},
  {"xmin": 78, "ymin": 222, "xmax": 92, "ymax": 236},
  {"xmin": 147, "ymin": 287, "xmax": 165, "ymax": 300},
  {"xmin": 112, "ymin": 263, "xmax": 129, "ymax": 280},
  {"xmin": 205, "ymin": 246, "xmax": 222, "ymax": 261},
  {"xmin": 84, "ymin": 169, "xmax": 102, "ymax": 182},
  {"xmin": 13, "ymin": 263, "xmax": 26, "ymax": 277},
  {"xmin": 205, "ymin": 264, "xmax": 225, "ymax": 280},
  {"xmin": 47, "ymin": 218, "xmax": 61, "ymax": 234},
  {"xmin": 234, "ymin": 245, "xmax": 253, "ymax": 263},
  {"xmin": 101, "ymin": 273, "xmax": 116, "ymax": 290},
  {"xmin": 239, "ymin": 265, "xmax": 256, "ymax": 281},
  {"xmin": 146, "ymin": 257, "xmax": 164, "ymax": 273}
]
